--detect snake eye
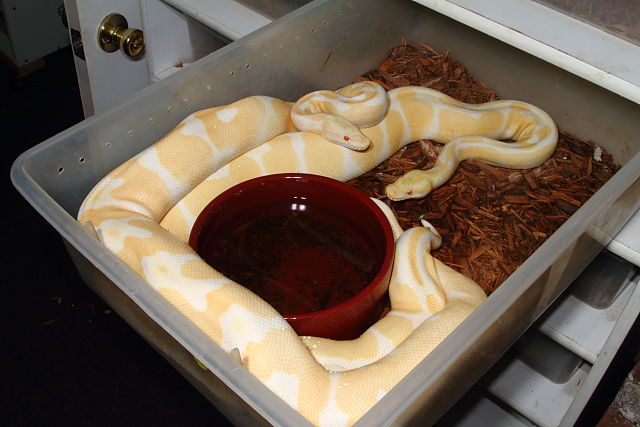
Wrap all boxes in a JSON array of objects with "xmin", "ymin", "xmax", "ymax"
[
  {"xmin": 406, "ymin": 190, "xmax": 413, "ymax": 195},
  {"xmin": 343, "ymin": 136, "xmax": 350, "ymax": 141}
]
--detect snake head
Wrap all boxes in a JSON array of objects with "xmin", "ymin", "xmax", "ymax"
[
  {"xmin": 385, "ymin": 170, "xmax": 433, "ymax": 201},
  {"xmin": 320, "ymin": 115, "xmax": 371, "ymax": 151}
]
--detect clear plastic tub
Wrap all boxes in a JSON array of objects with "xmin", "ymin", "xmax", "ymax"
[{"xmin": 11, "ymin": 0, "xmax": 640, "ymax": 424}]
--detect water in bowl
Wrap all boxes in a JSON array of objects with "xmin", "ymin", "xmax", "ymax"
[{"xmin": 199, "ymin": 199, "xmax": 380, "ymax": 315}]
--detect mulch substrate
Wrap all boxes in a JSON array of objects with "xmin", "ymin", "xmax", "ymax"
[{"xmin": 346, "ymin": 41, "xmax": 619, "ymax": 294}]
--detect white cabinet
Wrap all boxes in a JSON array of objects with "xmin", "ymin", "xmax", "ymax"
[
  {"xmin": 63, "ymin": 0, "xmax": 310, "ymax": 116},
  {"xmin": 1, "ymin": 0, "xmax": 69, "ymax": 73}
]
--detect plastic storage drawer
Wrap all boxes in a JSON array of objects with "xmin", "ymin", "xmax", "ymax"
[{"xmin": 11, "ymin": 0, "xmax": 640, "ymax": 425}]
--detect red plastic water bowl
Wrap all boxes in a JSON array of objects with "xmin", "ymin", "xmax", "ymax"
[{"xmin": 189, "ymin": 173, "xmax": 395, "ymax": 340}]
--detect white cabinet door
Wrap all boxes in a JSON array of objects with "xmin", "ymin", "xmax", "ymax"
[
  {"xmin": 64, "ymin": 0, "xmax": 307, "ymax": 117},
  {"xmin": 64, "ymin": 0, "xmax": 151, "ymax": 117}
]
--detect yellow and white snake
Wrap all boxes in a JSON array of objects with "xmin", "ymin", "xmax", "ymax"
[{"xmin": 78, "ymin": 81, "xmax": 557, "ymax": 425}]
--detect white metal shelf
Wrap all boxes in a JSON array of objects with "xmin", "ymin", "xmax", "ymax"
[
  {"xmin": 442, "ymin": 396, "xmax": 534, "ymax": 427},
  {"xmin": 487, "ymin": 360, "xmax": 591, "ymax": 427},
  {"xmin": 607, "ymin": 208, "xmax": 640, "ymax": 267},
  {"xmin": 539, "ymin": 281, "xmax": 636, "ymax": 364},
  {"xmin": 447, "ymin": 270, "xmax": 640, "ymax": 426},
  {"xmin": 413, "ymin": 0, "xmax": 640, "ymax": 105},
  {"xmin": 145, "ymin": 1, "xmax": 311, "ymax": 84},
  {"xmin": 159, "ymin": 0, "xmax": 272, "ymax": 41}
]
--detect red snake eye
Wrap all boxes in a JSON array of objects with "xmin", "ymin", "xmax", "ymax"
[
  {"xmin": 343, "ymin": 135, "xmax": 350, "ymax": 141},
  {"xmin": 407, "ymin": 190, "xmax": 413, "ymax": 195}
]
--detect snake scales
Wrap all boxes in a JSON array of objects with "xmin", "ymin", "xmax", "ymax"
[{"xmin": 78, "ymin": 81, "xmax": 557, "ymax": 425}]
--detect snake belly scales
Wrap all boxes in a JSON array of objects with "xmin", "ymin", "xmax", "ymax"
[{"xmin": 78, "ymin": 81, "xmax": 558, "ymax": 426}]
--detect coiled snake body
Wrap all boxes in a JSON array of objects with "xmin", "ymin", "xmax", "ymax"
[{"xmin": 79, "ymin": 82, "xmax": 557, "ymax": 426}]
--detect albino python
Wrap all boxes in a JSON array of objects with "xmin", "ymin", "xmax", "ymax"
[{"xmin": 78, "ymin": 81, "xmax": 557, "ymax": 425}]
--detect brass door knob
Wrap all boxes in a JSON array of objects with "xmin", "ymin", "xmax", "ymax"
[{"xmin": 98, "ymin": 13, "xmax": 145, "ymax": 59}]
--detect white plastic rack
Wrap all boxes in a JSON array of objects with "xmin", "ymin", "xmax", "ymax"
[
  {"xmin": 440, "ymin": 214, "xmax": 640, "ymax": 427},
  {"xmin": 58, "ymin": 0, "xmax": 640, "ymax": 424}
]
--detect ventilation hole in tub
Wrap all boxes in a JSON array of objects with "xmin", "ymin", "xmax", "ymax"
[
  {"xmin": 79, "ymin": 157, "xmax": 85, "ymax": 164},
  {"xmin": 323, "ymin": 20, "xmax": 327, "ymax": 25},
  {"xmin": 148, "ymin": 117, "xmax": 156, "ymax": 124},
  {"xmin": 230, "ymin": 71, "xmax": 236, "ymax": 77},
  {"xmin": 337, "ymin": 9, "xmax": 342, "ymax": 15},
  {"xmin": 58, "ymin": 166, "xmax": 64, "ymax": 175},
  {"xmin": 105, "ymin": 142, "xmax": 111, "ymax": 149},
  {"xmin": 311, "ymin": 27, "xmax": 315, "ymax": 33},
  {"xmin": 245, "ymin": 64, "xmax": 251, "ymax": 69},
  {"xmin": 348, "ymin": 2, "xmax": 352, "ymax": 7},
  {"xmin": 128, "ymin": 130, "xmax": 134, "ymax": 136}
]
